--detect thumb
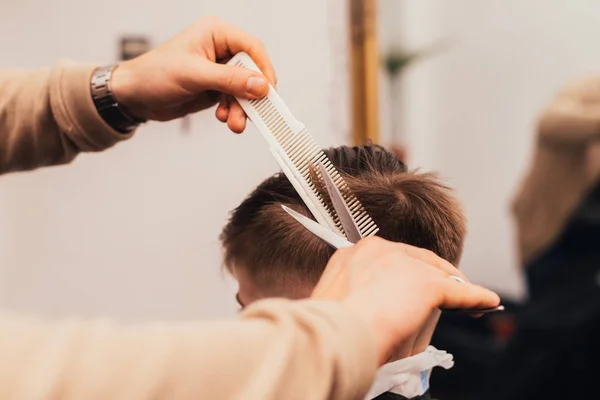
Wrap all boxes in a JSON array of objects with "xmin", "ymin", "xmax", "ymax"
[{"xmin": 199, "ymin": 62, "xmax": 270, "ymax": 99}]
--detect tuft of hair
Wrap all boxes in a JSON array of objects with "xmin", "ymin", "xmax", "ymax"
[{"xmin": 220, "ymin": 145, "xmax": 466, "ymax": 290}]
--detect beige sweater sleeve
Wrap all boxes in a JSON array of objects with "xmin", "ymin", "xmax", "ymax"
[
  {"xmin": 512, "ymin": 75, "xmax": 600, "ymax": 264},
  {"xmin": 0, "ymin": 60, "xmax": 132, "ymax": 174},
  {"xmin": 0, "ymin": 299, "xmax": 377, "ymax": 400}
]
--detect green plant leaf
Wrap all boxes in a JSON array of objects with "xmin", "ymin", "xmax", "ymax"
[{"xmin": 382, "ymin": 39, "xmax": 451, "ymax": 77}]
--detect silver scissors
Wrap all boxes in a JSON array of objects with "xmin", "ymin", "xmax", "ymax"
[{"xmin": 282, "ymin": 162, "xmax": 504, "ymax": 315}]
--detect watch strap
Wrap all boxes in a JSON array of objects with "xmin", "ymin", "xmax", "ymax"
[{"xmin": 90, "ymin": 65, "xmax": 145, "ymax": 133}]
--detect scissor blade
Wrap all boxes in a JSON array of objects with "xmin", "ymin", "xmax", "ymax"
[
  {"xmin": 441, "ymin": 305, "xmax": 505, "ymax": 314},
  {"xmin": 316, "ymin": 162, "xmax": 363, "ymax": 243},
  {"xmin": 281, "ymin": 205, "xmax": 354, "ymax": 249}
]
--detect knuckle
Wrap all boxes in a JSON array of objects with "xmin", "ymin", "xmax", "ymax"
[
  {"xmin": 329, "ymin": 247, "xmax": 351, "ymax": 264},
  {"xmin": 248, "ymin": 37, "xmax": 265, "ymax": 52},
  {"xmin": 226, "ymin": 70, "xmax": 238, "ymax": 89},
  {"xmin": 245, "ymin": 44, "xmax": 261, "ymax": 60},
  {"xmin": 424, "ymin": 272, "xmax": 443, "ymax": 289},
  {"xmin": 390, "ymin": 251, "xmax": 410, "ymax": 268},
  {"xmin": 420, "ymin": 248, "xmax": 437, "ymax": 260},
  {"xmin": 219, "ymin": 68, "xmax": 239, "ymax": 91},
  {"xmin": 356, "ymin": 235, "xmax": 381, "ymax": 249}
]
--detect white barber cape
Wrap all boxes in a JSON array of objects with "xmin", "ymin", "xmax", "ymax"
[{"xmin": 365, "ymin": 346, "xmax": 454, "ymax": 399}]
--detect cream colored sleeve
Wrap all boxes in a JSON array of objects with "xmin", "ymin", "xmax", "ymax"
[
  {"xmin": 0, "ymin": 61, "xmax": 133, "ymax": 175},
  {"xmin": 0, "ymin": 299, "xmax": 377, "ymax": 400},
  {"xmin": 538, "ymin": 75, "xmax": 600, "ymax": 144},
  {"xmin": 512, "ymin": 75, "xmax": 600, "ymax": 263}
]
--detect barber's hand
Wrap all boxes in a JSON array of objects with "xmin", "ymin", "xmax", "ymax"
[
  {"xmin": 111, "ymin": 16, "xmax": 276, "ymax": 133},
  {"xmin": 311, "ymin": 237, "xmax": 500, "ymax": 365}
]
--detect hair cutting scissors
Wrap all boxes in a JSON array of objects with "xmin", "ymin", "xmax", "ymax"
[{"xmin": 281, "ymin": 162, "xmax": 504, "ymax": 315}]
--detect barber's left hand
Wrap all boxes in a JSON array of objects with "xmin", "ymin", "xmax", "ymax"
[
  {"xmin": 110, "ymin": 16, "xmax": 277, "ymax": 133},
  {"xmin": 312, "ymin": 237, "xmax": 499, "ymax": 365}
]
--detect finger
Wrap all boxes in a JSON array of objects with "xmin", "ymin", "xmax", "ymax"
[
  {"xmin": 227, "ymin": 99, "xmax": 247, "ymax": 133},
  {"xmin": 351, "ymin": 237, "xmax": 467, "ymax": 282},
  {"xmin": 216, "ymin": 103, "xmax": 229, "ymax": 122},
  {"xmin": 398, "ymin": 243, "xmax": 468, "ymax": 282},
  {"xmin": 216, "ymin": 96, "xmax": 230, "ymax": 123},
  {"xmin": 212, "ymin": 20, "xmax": 277, "ymax": 85},
  {"xmin": 194, "ymin": 61, "xmax": 270, "ymax": 99},
  {"xmin": 437, "ymin": 278, "xmax": 501, "ymax": 311}
]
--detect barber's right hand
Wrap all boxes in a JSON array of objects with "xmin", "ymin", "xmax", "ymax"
[
  {"xmin": 311, "ymin": 237, "xmax": 500, "ymax": 365},
  {"xmin": 111, "ymin": 16, "xmax": 276, "ymax": 133}
]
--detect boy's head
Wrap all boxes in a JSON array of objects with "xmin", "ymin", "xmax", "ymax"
[{"xmin": 220, "ymin": 145, "xmax": 466, "ymax": 307}]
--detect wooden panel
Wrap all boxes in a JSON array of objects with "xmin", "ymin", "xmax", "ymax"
[{"xmin": 349, "ymin": 0, "xmax": 379, "ymax": 145}]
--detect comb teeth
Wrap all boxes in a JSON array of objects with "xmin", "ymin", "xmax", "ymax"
[
  {"xmin": 232, "ymin": 58, "xmax": 379, "ymax": 239},
  {"xmin": 312, "ymin": 154, "xmax": 380, "ymax": 238}
]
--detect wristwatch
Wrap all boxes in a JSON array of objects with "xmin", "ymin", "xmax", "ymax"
[{"xmin": 90, "ymin": 65, "xmax": 146, "ymax": 133}]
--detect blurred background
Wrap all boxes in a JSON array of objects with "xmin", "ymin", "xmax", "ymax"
[{"xmin": 2, "ymin": 0, "xmax": 600, "ymax": 396}]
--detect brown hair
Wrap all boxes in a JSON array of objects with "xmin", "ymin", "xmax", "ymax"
[{"xmin": 220, "ymin": 145, "xmax": 466, "ymax": 290}]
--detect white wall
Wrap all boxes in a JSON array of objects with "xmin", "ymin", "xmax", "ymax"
[
  {"xmin": 0, "ymin": 0, "xmax": 351, "ymax": 320},
  {"xmin": 379, "ymin": 0, "xmax": 600, "ymax": 299}
]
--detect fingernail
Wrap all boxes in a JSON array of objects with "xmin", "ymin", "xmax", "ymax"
[{"xmin": 246, "ymin": 76, "xmax": 268, "ymax": 96}]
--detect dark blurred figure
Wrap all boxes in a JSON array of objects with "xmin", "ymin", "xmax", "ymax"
[
  {"xmin": 426, "ymin": 75, "xmax": 600, "ymax": 400},
  {"xmin": 429, "ymin": 299, "xmax": 520, "ymax": 400},
  {"xmin": 481, "ymin": 76, "xmax": 600, "ymax": 399},
  {"xmin": 479, "ymin": 180, "xmax": 600, "ymax": 399}
]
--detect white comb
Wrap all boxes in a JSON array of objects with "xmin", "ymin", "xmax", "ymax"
[{"xmin": 226, "ymin": 52, "xmax": 378, "ymax": 239}]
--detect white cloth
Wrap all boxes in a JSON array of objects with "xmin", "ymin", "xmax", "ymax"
[{"xmin": 364, "ymin": 346, "xmax": 454, "ymax": 399}]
